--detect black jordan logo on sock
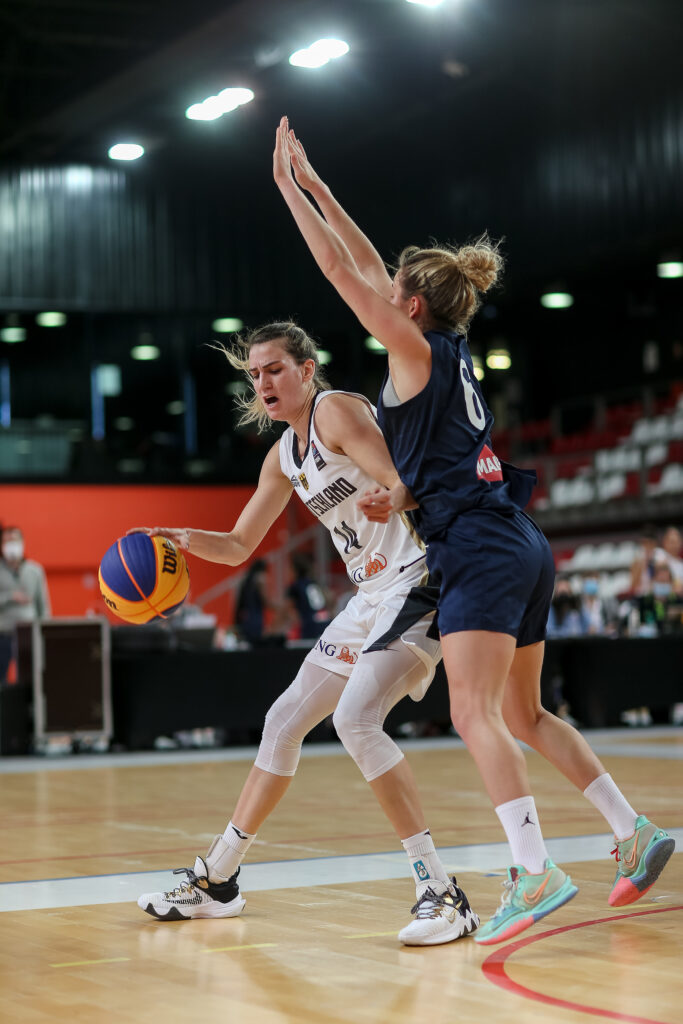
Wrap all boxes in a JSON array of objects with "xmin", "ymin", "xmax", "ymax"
[
  {"xmin": 521, "ymin": 813, "xmax": 535, "ymax": 827},
  {"xmin": 232, "ymin": 826, "xmax": 248, "ymax": 840}
]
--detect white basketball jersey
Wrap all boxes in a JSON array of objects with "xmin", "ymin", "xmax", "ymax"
[{"xmin": 279, "ymin": 391, "xmax": 426, "ymax": 601}]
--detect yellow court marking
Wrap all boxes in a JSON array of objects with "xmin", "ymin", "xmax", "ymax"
[
  {"xmin": 51, "ymin": 957, "xmax": 131, "ymax": 968},
  {"xmin": 200, "ymin": 943, "xmax": 278, "ymax": 953},
  {"xmin": 345, "ymin": 931, "xmax": 398, "ymax": 939}
]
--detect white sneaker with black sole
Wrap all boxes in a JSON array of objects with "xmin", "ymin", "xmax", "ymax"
[
  {"xmin": 137, "ymin": 857, "xmax": 245, "ymax": 921},
  {"xmin": 398, "ymin": 877, "xmax": 479, "ymax": 946}
]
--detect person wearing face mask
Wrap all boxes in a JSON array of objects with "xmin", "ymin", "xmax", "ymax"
[
  {"xmin": 546, "ymin": 577, "xmax": 587, "ymax": 637},
  {"xmin": 580, "ymin": 574, "xmax": 617, "ymax": 636},
  {"xmin": 639, "ymin": 563, "xmax": 680, "ymax": 635},
  {"xmin": 0, "ymin": 526, "xmax": 51, "ymax": 684}
]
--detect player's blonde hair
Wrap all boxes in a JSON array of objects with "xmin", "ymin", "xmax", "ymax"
[
  {"xmin": 217, "ymin": 321, "xmax": 331, "ymax": 432},
  {"xmin": 396, "ymin": 234, "xmax": 503, "ymax": 334}
]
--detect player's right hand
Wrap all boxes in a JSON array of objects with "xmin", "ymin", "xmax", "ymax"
[
  {"xmin": 357, "ymin": 487, "xmax": 393, "ymax": 524},
  {"xmin": 126, "ymin": 527, "xmax": 191, "ymax": 550},
  {"xmin": 287, "ymin": 130, "xmax": 323, "ymax": 194}
]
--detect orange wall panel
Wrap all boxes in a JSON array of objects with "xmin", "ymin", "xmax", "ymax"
[{"xmin": 1, "ymin": 485, "xmax": 290, "ymax": 622}]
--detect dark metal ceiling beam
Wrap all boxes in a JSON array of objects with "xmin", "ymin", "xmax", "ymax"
[{"xmin": 0, "ymin": 0, "xmax": 286, "ymax": 157}]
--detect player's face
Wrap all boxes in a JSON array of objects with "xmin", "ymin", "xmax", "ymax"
[
  {"xmin": 389, "ymin": 273, "xmax": 410, "ymax": 313},
  {"xmin": 249, "ymin": 340, "xmax": 313, "ymax": 422},
  {"xmin": 390, "ymin": 273, "xmax": 421, "ymax": 321}
]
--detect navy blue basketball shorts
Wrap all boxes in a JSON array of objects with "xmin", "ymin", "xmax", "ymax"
[{"xmin": 426, "ymin": 508, "xmax": 555, "ymax": 647}]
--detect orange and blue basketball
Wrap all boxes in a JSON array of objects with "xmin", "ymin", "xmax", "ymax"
[{"xmin": 98, "ymin": 534, "xmax": 190, "ymax": 624}]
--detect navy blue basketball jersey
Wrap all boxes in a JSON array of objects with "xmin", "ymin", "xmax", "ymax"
[{"xmin": 377, "ymin": 330, "xmax": 536, "ymax": 541}]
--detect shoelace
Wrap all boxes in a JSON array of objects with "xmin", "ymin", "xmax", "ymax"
[
  {"xmin": 410, "ymin": 883, "xmax": 464, "ymax": 919},
  {"xmin": 493, "ymin": 876, "xmax": 518, "ymax": 917},
  {"xmin": 164, "ymin": 865, "xmax": 203, "ymax": 899},
  {"xmin": 610, "ymin": 845, "xmax": 620, "ymax": 863}
]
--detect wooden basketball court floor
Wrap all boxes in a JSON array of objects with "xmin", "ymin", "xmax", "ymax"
[{"xmin": 1, "ymin": 727, "xmax": 681, "ymax": 1024}]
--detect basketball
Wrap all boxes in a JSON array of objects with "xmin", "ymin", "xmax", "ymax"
[{"xmin": 98, "ymin": 533, "xmax": 190, "ymax": 624}]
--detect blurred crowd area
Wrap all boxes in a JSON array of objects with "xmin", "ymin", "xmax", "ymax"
[{"xmin": 548, "ymin": 523, "xmax": 683, "ymax": 640}]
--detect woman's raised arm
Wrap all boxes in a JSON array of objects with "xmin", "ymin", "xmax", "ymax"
[
  {"xmin": 287, "ymin": 130, "xmax": 393, "ymax": 300},
  {"xmin": 273, "ymin": 117, "xmax": 430, "ymax": 386}
]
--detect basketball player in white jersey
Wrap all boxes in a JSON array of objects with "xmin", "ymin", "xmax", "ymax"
[{"xmin": 134, "ymin": 321, "xmax": 478, "ymax": 946}]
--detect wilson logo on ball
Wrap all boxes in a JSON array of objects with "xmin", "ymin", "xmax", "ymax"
[{"xmin": 98, "ymin": 534, "xmax": 190, "ymax": 624}]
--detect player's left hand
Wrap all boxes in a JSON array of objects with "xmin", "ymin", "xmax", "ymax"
[
  {"xmin": 357, "ymin": 486, "xmax": 393, "ymax": 523},
  {"xmin": 273, "ymin": 116, "xmax": 294, "ymax": 185}
]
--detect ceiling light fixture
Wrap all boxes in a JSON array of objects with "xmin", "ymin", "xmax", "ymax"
[
  {"xmin": 289, "ymin": 38, "xmax": 349, "ymax": 68},
  {"xmin": 212, "ymin": 317, "xmax": 244, "ymax": 332},
  {"xmin": 657, "ymin": 261, "xmax": 683, "ymax": 279},
  {"xmin": 36, "ymin": 312, "xmax": 67, "ymax": 327},
  {"xmin": 108, "ymin": 143, "xmax": 144, "ymax": 161},
  {"xmin": 186, "ymin": 88, "xmax": 254, "ymax": 121},
  {"xmin": 0, "ymin": 327, "xmax": 26, "ymax": 343},
  {"xmin": 485, "ymin": 349, "xmax": 511, "ymax": 370},
  {"xmin": 364, "ymin": 335, "xmax": 386, "ymax": 352},
  {"xmin": 131, "ymin": 345, "xmax": 160, "ymax": 361},
  {"xmin": 540, "ymin": 291, "xmax": 574, "ymax": 309}
]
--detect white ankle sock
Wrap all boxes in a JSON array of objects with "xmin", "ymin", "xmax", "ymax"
[
  {"xmin": 400, "ymin": 829, "xmax": 450, "ymax": 892},
  {"xmin": 495, "ymin": 796, "xmax": 549, "ymax": 874},
  {"xmin": 583, "ymin": 773, "xmax": 638, "ymax": 841},
  {"xmin": 204, "ymin": 821, "xmax": 256, "ymax": 882}
]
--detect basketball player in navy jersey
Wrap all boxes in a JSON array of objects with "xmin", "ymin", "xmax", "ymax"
[
  {"xmin": 273, "ymin": 117, "xmax": 674, "ymax": 944},
  {"xmin": 133, "ymin": 321, "xmax": 478, "ymax": 945}
]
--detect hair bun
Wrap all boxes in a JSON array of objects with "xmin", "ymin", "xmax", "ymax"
[{"xmin": 454, "ymin": 237, "xmax": 503, "ymax": 293}]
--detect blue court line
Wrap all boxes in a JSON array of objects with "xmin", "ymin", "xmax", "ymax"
[{"xmin": 1, "ymin": 831, "xmax": 680, "ymax": 914}]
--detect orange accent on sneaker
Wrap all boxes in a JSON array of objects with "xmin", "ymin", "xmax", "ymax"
[{"xmin": 522, "ymin": 872, "xmax": 552, "ymax": 906}]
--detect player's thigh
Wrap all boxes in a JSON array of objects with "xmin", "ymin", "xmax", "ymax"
[
  {"xmin": 304, "ymin": 592, "xmax": 371, "ymax": 674},
  {"xmin": 440, "ymin": 629, "xmax": 517, "ymax": 715},
  {"xmin": 337, "ymin": 640, "xmax": 426, "ymax": 725},
  {"xmin": 267, "ymin": 656, "xmax": 347, "ymax": 734}
]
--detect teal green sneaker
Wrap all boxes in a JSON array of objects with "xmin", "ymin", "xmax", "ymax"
[
  {"xmin": 608, "ymin": 816, "xmax": 675, "ymax": 907},
  {"xmin": 474, "ymin": 859, "xmax": 578, "ymax": 946}
]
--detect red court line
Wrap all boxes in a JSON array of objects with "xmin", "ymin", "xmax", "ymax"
[{"xmin": 482, "ymin": 904, "xmax": 683, "ymax": 1024}]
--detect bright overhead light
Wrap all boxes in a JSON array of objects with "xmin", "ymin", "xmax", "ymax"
[
  {"xmin": 36, "ymin": 311, "xmax": 67, "ymax": 327},
  {"xmin": 186, "ymin": 87, "xmax": 254, "ymax": 121},
  {"xmin": 166, "ymin": 400, "xmax": 185, "ymax": 415},
  {"xmin": 131, "ymin": 345, "xmax": 160, "ymax": 361},
  {"xmin": 114, "ymin": 416, "xmax": 135, "ymax": 431},
  {"xmin": 212, "ymin": 317, "xmax": 244, "ymax": 332},
  {"xmin": 540, "ymin": 291, "xmax": 574, "ymax": 309},
  {"xmin": 217, "ymin": 87, "xmax": 255, "ymax": 111},
  {"xmin": 226, "ymin": 381, "xmax": 248, "ymax": 396},
  {"xmin": 186, "ymin": 102, "xmax": 220, "ymax": 121},
  {"xmin": 364, "ymin": 335, "xmax": 386, "ymax": 352},
  {"xmin": 1, "ymin": 327, "xmax": 26, "ymax": 343},
  {"xmin": 317, "ymin": 349, "xmax": 333, "ymax": 365},
  {"xmin": 289, "ymin": 38, "xmax": 349, "ymax": 68},
  {"xmin": 406, "ymin": 0, "xmax": 445, "ymax": 7},
  {"xmin": 471, "ymin": 355, "xmax": 485, "ymax": 381},
  {"xmin": 486, "ymin": 348, "xmax": 511, "ymax": 370},
  {"xmin": 108, "ymin": 143, "xmax": 144, "ymax": 161},
  {"xmin": 657, "ymin": 261, "xmax": 683, "ymax": 279}
]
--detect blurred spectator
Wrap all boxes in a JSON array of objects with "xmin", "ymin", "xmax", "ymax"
[
  {"xmin": 0, "ymin": 525, "xmax": 51, "ymax": 683},
  {"xmin": 234, "ymin": 558, "xmax": 270, "ymax": 646},
  {"xmin": 654, "ymin": 526, "xmax": 683, "ymax": 595},
  {"xmin": 287, "ymin": 552, "xmax": 331, "ymax": 641},
  {"xmin": 546, "ymin": 576, "xmax": 586, "ymax": 637},
  {"xmin": 637, "ymin": 563, "xmax": 683, "ymax": 636},
  {"xmin": 629, "ymin": 525, "xmax": 659, "ymax": 596},
  {"xmin": 580, "ymin": 572, "xmax": 617, "ymax": 635}
]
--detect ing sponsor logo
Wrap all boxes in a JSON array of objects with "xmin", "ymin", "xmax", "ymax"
[
  {"xmin": 316, "ymin": 640, "xmax": 358, "ymax": 665},
  {"xmin": 352, "ymin": 551, "xmax": 388, "ymax": 584}
]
